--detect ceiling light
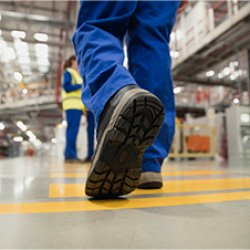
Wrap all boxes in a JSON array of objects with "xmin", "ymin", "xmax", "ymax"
[
  {"xmin": 206, "ymin": 71, "xmax": 215, "ymax": 77},
  {"xmin": 16, "ymin": 50, "xmax": 29, "ymax": 56},
  {"xmin": 35, "ymin": 43, "xmax": 49, "ymax": 54},
  {"xmin": 0, "ymin": 40, "xmax": 7, "ymax": 52},
  {"xmin": 13, "ymin": 136, "xmax": 23, "ymax": 142},
  {"xmin": 233, "ymin": 98, "xmax": 239, "ymax": 104},
  {"xmin": 51, "ymin": 138, "xmax": 57, "ymax": 144},
  {"xmin": 3, "ymin": 47, "xmax": 16, "ymax": 60},
  {"xmin": 22, "ymin": 89, "xmax": 28, "ymax": 94},
  {"xmin": 0, "ymin": 14, "xmax": 2, "ymax": 21},
  {"xmin": 238, "ymin": 69, "xmax": 243, "ymax": 76},
  {"xmin": 0, "ymin": 29, "xmax": 2, "ymax": 36},
  {"xmin": 230, "ymin": 75, "xmax": 236, "ymax": 81},
  {"xmin": 170, "ymin": 51, "xmax": 179, "ymax": 58},
  {"xmin": 16, "ymin": 121, "xmax": 27, "ymax": 131},
  {"xmin": 11, "ymin": 30, "xmax": 26, "ymax": 39},
  {"xmin": 174, "ymin": 87, "xmax": 182, "ymax": 94},
  {"xmin": 14, "ymin": 40, "xmax": 28, "ymax": 51},
  {"xmin": 37, "ymin": 58, "xmax": 50, "ymax": 66},
  {"xmin": 26, "ymin": 131, "xmax": 36, "ymax": 140},
  {"xmin": 13, "ymin": 72, "xmax": 22, "ymax": 81},
  {"xmin": 34, "ymin": 33, "xmax": 48, "ymax": 42},
  {"xmin": 62, "ymin": 120, "xmax": 67, "ymax": 126},
  {"xmin": 0, "ymin": 123, "xmax": 5, "ymax": 130},
  {"xmin": 18, "ymin": 57, "xmax": 31, "ymax": 64},
  {"xmin": 223, "ymin": 67, "xmax": 231, "ymax": 76},
  {"xmin": 33, "ymin": 139, "xmax": 42, "ymax": 147},
  {"xmin": 38, "ymin": 66, "xmax": 49, "ymax": 73},
  {"xmin": 233, "ymin": 61, "xmax": 239, "ymax": 67},
  {"xmin": 218, "ymin": 73, "xmax": 223, "ymax": 79}
]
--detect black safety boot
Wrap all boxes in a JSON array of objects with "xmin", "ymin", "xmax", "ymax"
[{"xmin": 85, "ymin": 85, "xmax": 165, "ymax": 198}]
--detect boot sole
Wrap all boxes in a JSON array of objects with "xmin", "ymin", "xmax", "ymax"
[{"xmin": 85, "ymin": 89, "xmax": 165, "ymax": 197}]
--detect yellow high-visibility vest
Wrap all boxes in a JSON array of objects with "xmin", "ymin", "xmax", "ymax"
[{"xmin": 61, "ymin": 67, "xmax": 85, "ymax": 111}]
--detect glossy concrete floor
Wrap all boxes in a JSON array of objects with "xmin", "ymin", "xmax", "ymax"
[{"xmin": 0, "ymin": 156, "xmax": 250, "ymax": 249}]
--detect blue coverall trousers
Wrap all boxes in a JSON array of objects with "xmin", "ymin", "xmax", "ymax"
[
  {"xmin": 72, "ymin": 1, "xmax": 180, "ymax": 172},
  {"xmin": 64, "ymin": 109, "xmax": 95, "ymax": 159}
]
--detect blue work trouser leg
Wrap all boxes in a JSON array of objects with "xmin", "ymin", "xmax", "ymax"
[
  {"xmin": 64, "ymin": 109, "xmax": 82, "ymax": 159},
  {"xmin": 72, "ymin": 1, "xmax": 138, "ymax": 127},
  {"xmin": 72, "ymin": 1, "xmax": 180, "ymax": 171},
  {"xmin": 86, "ymin": 111, "xmax": 95, "ymax": 158},
  {"xmin": 126, "ymin": 1, "xmax": 180, "ymax": 172}
]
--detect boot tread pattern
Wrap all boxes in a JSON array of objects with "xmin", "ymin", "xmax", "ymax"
[{"xmin": 85, "ymin": 95, "xmax": 164, "ymax": 197}]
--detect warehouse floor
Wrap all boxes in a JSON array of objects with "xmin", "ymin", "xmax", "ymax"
[{"xmin": 0, "ymin": 156, "xmax": 250, "ymax": 249}]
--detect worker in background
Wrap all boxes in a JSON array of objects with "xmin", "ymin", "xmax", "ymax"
[
  {"xmin": 62, "ymin": 55, "xmax": 95, "ymax": 164},
  {"xmin": 72, "ymin": 1, "xmax": 182, "ymax": 197}
]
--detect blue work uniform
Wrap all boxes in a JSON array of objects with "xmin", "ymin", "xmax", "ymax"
[
  {"xmin": 63, "ymin": 69, "xmax": 95, "ymax": 159},
  {"xmin": 72, "ymin": 1, "xmax": 180, "ymax": 172}
]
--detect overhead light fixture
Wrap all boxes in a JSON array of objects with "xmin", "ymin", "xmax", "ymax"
[
  {"xmin": 3, "ymin": 47, "xmax": 16, "ymax": 60},
  {"xmin": 206, "ymin": 71, "xmax": 215, "ymax": 77},
  {"xmin": 38, "ymin": 66, "xmax": 49, "ymax": 73},
  {"xmin": 233, "ymin": 98, "xmax": 239, "ymax": 104},
  {"xmin": 35, "ymin": 43, "xmax": 49, "ymax": 54},
  {"xmin": 22, "ymin": 89, "xmax": 28, "ymax": 94},
  {"xmin": 34, "ymin": 33, "xmax": 48, "ymax": 42},
  {"xmin": 11, "ymin": 30, "xmax": 26, "ymax": 39},
  {"xmin": 62, "ymin": 120, "xmax": 67, "ymax": 126},
  {"xmin": 170, "ymin": 51, "xmax": 179, "ymax": 58},
  {"xmin": 51, "ymin": 138, "xmax": 57, "ymax": 144},
  {"xmin": 233, "ymin": 61, "xmax": 239, "ymax": 67},
  {"xmin": 0, "ymin": 39, "xmax": 7, "ymax": 50},
  {"xmin": 13, "ymin": 136, "xmax": 23, "ymax": 142},
  {"xmin": 14, "ymin": 40, "xmax": 29, "ymax": 53},
  {"xmin": 13, "ymin": 72, "xmax": 22, "ymax": 81},
  {"xmin": 0, "ymin": 14, "xmax": 2, "ymax": 21},
  {"xmin": 26, "ymin": 131, "xmax": 36, "ymax": 141},
  {"xmin": 16, "ymin": 121, "xmax": 27, "ymax": 131},
  {"xmin": 0, "ymin": 29, "xmax": 2, "ymax": 36},
  {"xmin": 230, "ymin": 74, "xmax": 236, "ymax": 81},
  {"xmin": 18, "ymin": 57, "xmax": 31, "ymax": 64},
  {"xmin": 33, "ymin": 139, "xmax": 42, "ymax": 147},
  {"xmin": 37, "ymin": 58, "xmax": 50, "ymax": 66},
  {"xmin": 218, "ymin": 73, "xmax": 223, "ymax": 79},
  {"xmin": 0, "ymin": 123, "xmax": 5, "ymax": 130},
  {"xmin": 174, "ymin": 86, "xmax": 182, "ymax": 94},
  {"xmin": 223, "ymin": 67, "xmax": 231, "ymax": 76}
]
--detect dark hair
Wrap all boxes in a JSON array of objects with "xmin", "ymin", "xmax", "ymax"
[{"xmin": 63, "ymin": 55, "xmax": 76, "ymax": 70}]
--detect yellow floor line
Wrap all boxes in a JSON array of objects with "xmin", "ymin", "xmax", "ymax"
[
  {"xmin": 1, "ymin": 191, "xmax": 250, "ymax": 214},
  {"xmin": 49, "ymin": 177, "xmax": 250, "ymax": 198},
  {"xmin": 50, "ymin": 170, "xmax": 228, "ymax": 178}
]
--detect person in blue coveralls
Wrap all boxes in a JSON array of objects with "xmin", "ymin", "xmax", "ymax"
[
  {"xmin": 72, "ymin": 1, "xmax": 182, "ymax": 197},
  {"xmin": 62, "ymin": 55, "xmax": 95, "ymax": 164}
]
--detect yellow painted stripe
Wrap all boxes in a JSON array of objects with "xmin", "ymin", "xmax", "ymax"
[
  {"xmin": 49, "ymin": 178, "xmax": 250, "ymax": 198},
  {"xmin": 1, "ymin": 191, "xmax": 250, "ymax": 214},
  {"xmin": 161, "ymin": 170, "xmax": 228, "ymax": 176},
  {"xmin": 50, "ymin": 173, "xmax": 87, "ymax": 178},
  {"xmin": 50, "ymin": 170, "xmax": 228, "ymax": 178}
]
